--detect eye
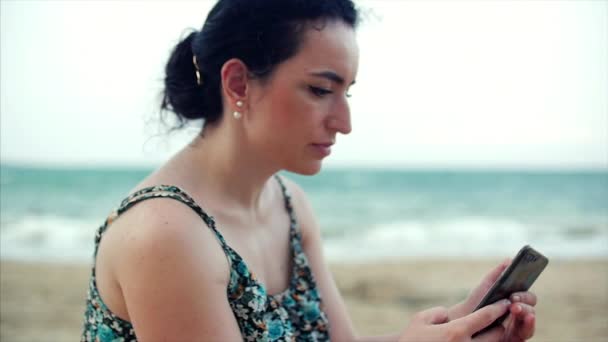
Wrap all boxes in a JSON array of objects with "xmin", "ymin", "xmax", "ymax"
[
  {"xmin": 309, "ymin": 86, "xmax": 332, "ymax": 97},
  {"xmin": 345, "ymin": 85, "xmax": 354, "ymax": 98}
]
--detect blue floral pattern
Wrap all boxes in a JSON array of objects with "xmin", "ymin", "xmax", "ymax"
[{"xmin": 81, "ymin": 175, "xmax": 330, "ymax": 341}]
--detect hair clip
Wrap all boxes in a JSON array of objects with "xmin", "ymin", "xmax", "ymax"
[{"xmin": 192, "ymin": 55, "xmax": 203, "ymax": 86}]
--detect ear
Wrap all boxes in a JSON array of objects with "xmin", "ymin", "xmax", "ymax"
[{"xmin": 220, "ymin": 58, "xmax": 249, "ymax": 108}]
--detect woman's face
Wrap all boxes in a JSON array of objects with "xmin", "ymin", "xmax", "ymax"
[{"xmin": 246, "ymin": 20, "xmax": 359, "ymax": 175}]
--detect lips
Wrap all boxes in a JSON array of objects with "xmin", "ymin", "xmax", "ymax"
[
  {"xmin": 312, "ymin": 138, "xmax": 335, "ymax": 147},
  {"xmin": 312, "ymin": 142, "xmax": 334, "ymax": 148},
  {"xmin": 310, "ymin": 141, "xmax": 334, "ymax": 157}
]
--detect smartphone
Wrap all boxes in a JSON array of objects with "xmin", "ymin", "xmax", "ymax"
[{"xmin": 472, "ymin": 245, "xmax": 549, "ymax": 337}]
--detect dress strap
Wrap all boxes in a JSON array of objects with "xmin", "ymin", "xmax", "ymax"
[
  {"xmin": 93, "ymin": 185, "xmax": 230, "ymax": 259},
  {"xmin": 274, "ymin": 175, "xmax": 292, "ymax": 216},
  {"xmin": 273, "ymin": 175, "xmax": 301, "ymax": 237}
]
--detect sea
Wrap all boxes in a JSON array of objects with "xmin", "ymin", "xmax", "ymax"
[{"xmin": 1, "ymin": 164, "xmax": 607, "ymax": 264}]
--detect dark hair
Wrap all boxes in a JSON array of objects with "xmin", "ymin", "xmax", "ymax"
[{"xmin": 160, "ymin": 0, "xmax": 359, "ymax": 129}]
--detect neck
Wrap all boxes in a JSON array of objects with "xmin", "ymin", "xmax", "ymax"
[{"xmin": 176, "ymin": 119, "xmax": 280, "ymax": 219}]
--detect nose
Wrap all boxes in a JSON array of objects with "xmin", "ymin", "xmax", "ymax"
[{"xmin": 327, "ymin": 99, "xmax": 352, "ymax": 135}]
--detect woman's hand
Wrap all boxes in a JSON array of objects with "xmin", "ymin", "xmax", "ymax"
[
  {"xmin": 501, "ymin": 292, "xmax": 536, "ymax": 342},
  {"xmin": 448, "ymin": 259, "xmax": 537, "ymax": 341},
  {"xmin": 397, "ymin": 299, "xmax": 512, "ymax": 342}
]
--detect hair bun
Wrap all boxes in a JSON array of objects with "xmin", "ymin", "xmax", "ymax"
[{"xmin": 161, "ymin": 31, "xmax": 207, "ymax": 123}]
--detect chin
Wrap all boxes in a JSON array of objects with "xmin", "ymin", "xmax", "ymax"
[{"xmin": 285, "ymin": 160, "xmax": 323, "ymax": 176}]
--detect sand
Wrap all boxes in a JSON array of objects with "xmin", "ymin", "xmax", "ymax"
[{"xmin": 1, "ymin": 259, "xmax": 607, "ymax": 341}]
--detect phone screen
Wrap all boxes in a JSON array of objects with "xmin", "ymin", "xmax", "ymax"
[{"xmin": 473, "ymin": 245, "xmax": 549, "ymax": 336}]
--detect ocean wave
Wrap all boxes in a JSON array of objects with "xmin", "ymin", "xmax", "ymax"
[
  {"xmin": 323, "ymin": 218, "xmax": 608, "ymax": 262},
  {"xmin": 1, "ymin": 214, "xmax": 606, "ymax": 264},
  {"xmin": 0, "ymin": 215, "xmax": 99, "ymax": 263}
]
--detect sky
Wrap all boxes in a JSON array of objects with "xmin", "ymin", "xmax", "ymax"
[{"xmin": 1, "ymin": 0, "xmax": 606, "ymax": 169}]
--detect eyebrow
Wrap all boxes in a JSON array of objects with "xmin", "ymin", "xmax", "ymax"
[{"xmin": 309, "ymin": 71, "xmax": 356, "ymax": 86}]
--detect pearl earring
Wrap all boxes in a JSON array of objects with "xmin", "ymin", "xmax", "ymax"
[{"xmin": 233, "ymin": 100, "xmax": 243, "ymax": 119}]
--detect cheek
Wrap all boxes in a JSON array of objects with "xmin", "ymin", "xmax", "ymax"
[
  {"xmin": 268, "ymin": 89, "xmax": 316, "ymax": 132},
  {"xmin": 271, "ymin": 94, "xmax": 296, "ymax": 128}
]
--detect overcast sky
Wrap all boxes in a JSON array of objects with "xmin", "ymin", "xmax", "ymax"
[{"xmin": 1, "ymin": 0, "xmax": 606, "ymax": 169}]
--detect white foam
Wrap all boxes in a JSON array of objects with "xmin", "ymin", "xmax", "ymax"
[
  {"xmin": 0, "ymin": 215, "xmax": 98, "ymax": 263},
  {"xmin": 1, "ymin": 215, "xmax": 606, "ymax": 264},
  {"xmin": 323, "ymin": 218, "xmax": 608, "ymax": 262}
]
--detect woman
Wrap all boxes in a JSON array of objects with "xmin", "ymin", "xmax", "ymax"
[{"xmin": 81, "ymin": 0, "xmax": 537, "ymax": 341}]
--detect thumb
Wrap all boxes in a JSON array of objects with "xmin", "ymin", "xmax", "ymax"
[
  {"xmin": 414, "ymin": 306, "xmax": 450, "ymax": 325},
  {"xmin": 466, "ymin": 259, "xmax": 512, "ymax": 310},
  {"xmin": 453, "ymin": 299, "xmax": 511, "ymax": 335},
  {"xmin": 483, "ymin": 258, "xmax": 511, "ymax": 286}
]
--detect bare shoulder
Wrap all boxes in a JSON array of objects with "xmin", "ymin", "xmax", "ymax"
[
  {"xmin": 99, "ymin": 195, "xmax": 241, "ymax": 339},
  {"xmin": 277, "ymin": 175, "xmax": 308, "ymax": 209},
  {"xmin": 276, "ymin": 175, "xmax": 319, "ymax": 246},
  {"xmin": 107, "ymin": 197, "xmax": 229, "ymax": 282}
]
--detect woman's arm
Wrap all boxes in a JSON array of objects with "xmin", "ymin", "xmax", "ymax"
[{"xmin": 113, "ymin": 198, "xmax": 243, "ymax": 341}]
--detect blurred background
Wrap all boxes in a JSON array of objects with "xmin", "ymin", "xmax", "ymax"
[{"xmin": 1, "ymin": 0, "xmax": 606, "ymax": 341}]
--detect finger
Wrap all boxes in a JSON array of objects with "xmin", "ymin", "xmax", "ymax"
[
  {"xmin": 414, "ymin": 306, "xmax": 449, "ymax": 325},
  {"xmin": 464, "ymin": 259, "xmax": 513, "ymax": 314},
  {"xmin": 473, "ymin": 324, "xmax": 505, "ymax": 342},
  {"xmin": 519, "ymin": 314, "xmax": 536, "ymax": 339},
  {"xmin": 507, "ymin": 312, "xmax": 536, "ymax": 341},
  {"xmin": 501, "ymin": 312, "xmax": 514, "ymax": 331},
  {"xmin": 455, "ymin": 299, "xmax": 511, "ymax": 335},
  {"xmin": 510, "ymin": 303, "xmax": 536, "ymax": 317},
  {"xmin": 467, "ymin": 259, "xmax": 512, "ymax": 311},
  {"xmin": 510, "ymin": 291, "xmax": 537, "ymax": 306},
  {"xmin": 481, "ymin": 258, "xmax": 512, "ymax": 287}
]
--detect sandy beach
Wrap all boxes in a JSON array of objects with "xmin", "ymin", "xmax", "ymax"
[{"xmin": 1, "ymin": 259, "xmax": 606, "ymax": 341}]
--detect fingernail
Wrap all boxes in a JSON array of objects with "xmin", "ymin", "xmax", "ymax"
[
  {"xmin": 514, "ymin": 304, "xmax": 522, "ymax": 313},
  {"xmin": 512, "ymin": 295, "xmax": 521, "ymax": 302},
  {"xmin": 504, "ymin": 299, "xmax": 512, "ymax": 306}
]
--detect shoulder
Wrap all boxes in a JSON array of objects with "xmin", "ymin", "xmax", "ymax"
[
  {"xmin": 275, "ymin": 175, "xmax": 320, "ymax": 247},
  {"xmin": 100, "ymin": 193, "xmax": 242, "ymax": 339},
  {"xmin": 105, "ymin": 194, "xmax": 230, "ymax": 287}
]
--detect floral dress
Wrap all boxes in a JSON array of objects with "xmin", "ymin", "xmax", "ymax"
[{"xmin": 81, "ymin": 175, "xmax": 330, "ymax": 341}]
